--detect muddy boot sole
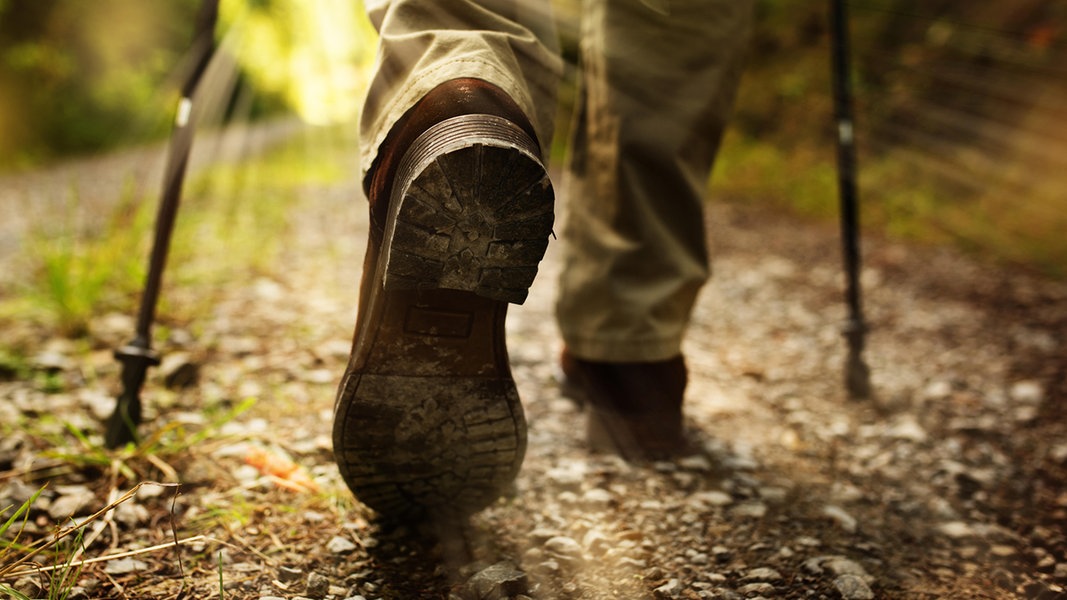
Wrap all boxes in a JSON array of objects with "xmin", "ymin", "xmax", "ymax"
[{"xmin": 334, "ymin": 115, "xmax": 553, "ymax": 520}]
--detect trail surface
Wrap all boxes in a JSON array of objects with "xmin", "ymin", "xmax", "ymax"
[{"xmin": 1, "ymin": 131, "xmax": 1065, "ymax": 599}]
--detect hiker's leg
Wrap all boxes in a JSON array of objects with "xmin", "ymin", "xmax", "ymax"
[
  {"xmin": 556, "ymin": 0, "xmax": 753, "ymax": 458},
  {"xmin": 557, "ymin": 0, "xmax": 753, "ymax": 362}
]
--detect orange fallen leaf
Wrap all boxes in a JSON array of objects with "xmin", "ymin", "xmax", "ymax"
[{"xmin": 244, "ymin": 446, "xmax": 320, "ymax": 493}]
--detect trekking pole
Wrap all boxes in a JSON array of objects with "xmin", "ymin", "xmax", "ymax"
[
  {"xmin": 829, "ymin": 0, "xmax": 872, "ymax": 400},
  {"xmin": 106, "ymin": 0, "xmax": 220, "ymax": 448}
]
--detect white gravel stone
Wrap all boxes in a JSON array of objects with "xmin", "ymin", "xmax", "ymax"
[
  {"xmin": 822, "ymin": 505, "xmax": 858, "ymax": 533},
  {"xmin": 544, "ymin": 536, "xmax": 583, "ymax": 561},
  {"xmin": 326, "ymin": 535, "xmax": 357, "ymax": 554},
  {"xmin": 834, "ymin": 574, "xmax": 875, "ymax": 599}
]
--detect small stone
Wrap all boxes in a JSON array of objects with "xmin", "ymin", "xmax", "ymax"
[
  {"xmin": 823, "ymin": 557, "xmax": 869, "ymax": 578},
  {"xmin": 33, "ymin": 350, "xmax": 71, "ymax": 372},
  {"xmin": 711, "ymin": 545, "xmax": 732, "ymax": 562},
  {"xmin": 822, "ymin": 505, "xmax": 858, "ymax": 533},
  {"xmin": 738, "ymin": 582, "xmax": 775, "ymax": 596},
  {"xmin": 743, "ymin": 567, "xmax": 783, "ymax": 582},
  {"xmin": 306, "ymin": 572, "xmax": 330, "ymax": 599},
  {"xmin": 620, "ymin": 557, "xmax": 648, "ymax": 569},
  {"xmin": 1009, "ymin": 380, "xmax": 1044, "ymax": 404},
  {"xmin": 678, "ymin": 454, "xmax": 713, "ymax": 472},
  {"xmin": 582, "ymin": 487, "xmax": 613, "ymax": 508},
  {"xmin": 80, "ymin": 388, "xmax": 118, "ymax": 421},
  {"xmin": 546, "ymin": 462, "xmax": 586, "ymax": 490},
  {"xmin": 653, "ymin": 578, "xmax": 683, "ymax": 599},
  {"xmin": 885, "ymin": 416, "xmax": 927, "ymax": 443},
  {"xmin": 277, "ymin": 566, "xmax": 303, "ymax": 583},
  {"xmin": 160, "ymin": 352, "xmax": 199, "ymax": 389},
  {"xmin": 48, "ymin": 485, "xmax": 96, "ymax": 520},
  {"xmin": 922, "ymin": 380, "xmax": 953, "ymax": 401},
  {"xmin": 113, "ymin": 500, "xmax": 150, "ymax": 528},
  {"xmin": 12, "ymin": 576, "xmax": 42, "ymax": 598},
  {"xmin": 758, "ymin": 486, "xmax": 789, "ymax": 504},
  {"xmin": 467, "ymin": 561, "xmax": 528, "ymax": 600},
  {"xmin": 327, "ymin": 535, "xmax": 358, "ymax": 554},
  {"xmin": 104, "ymin": 558, "xmax": 149, "ymax": 575},
  {"xmin": 529, "ymin": 527, "xmax": 561, "ymax": 543},
  {"xmin": 938, "ymin": 521, "xmax": 975, "ymax": 539},
  {"xmin": 536, "ymin": 559, "xmax": 561, "ymax": 574},
  {"xmin": 989, "ymin": 545, "xmax": 1016, "ymax": 558},
  {"xmin": 545, "ymin": 536, "xmax": 583, "ymax": 562},
  {"xmin": 582, "ymin": 529, "xmax": 612, "ymax": 557},
  {"xmin": 733, "ymin": 501, "xmax": 767, "ymax": 519},
  {"xmin": 692, "ymin": 490, "xmax": 734, "ymax": 508},
  {"xmin": 833, "ymin": 574, "xmax": 874, "ymax": 599}
]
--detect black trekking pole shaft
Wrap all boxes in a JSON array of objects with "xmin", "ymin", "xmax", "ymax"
[
  {"xmin": 107, "ymin": 0, "xmax": 220, "ymax": 448},
  {"xmin": 137, "ymin": 0, "xmax": 219, "ymax": 337},
  {"xmin": 829, "ymin": 0, "xmax": 872, "ymax": 399}
]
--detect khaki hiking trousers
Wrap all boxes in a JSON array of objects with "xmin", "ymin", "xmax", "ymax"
[{"xmin": 360, "ymin": 0, "xmax": 754, "ymax": 362}]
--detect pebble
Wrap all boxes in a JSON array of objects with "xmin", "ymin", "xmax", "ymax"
[
  {"xmin": 833, "ymin": 574, "xmax": 874, "ymax": 599},
  {"xmin": 48, "ymin": 484, "xmax": 96, "ymax": 520},
  {"xmin": 160, "ymin": 351, "xmax": 199, "ymax": 389},
  {"xmin": 581, "ymin": 487, "xmax": 613, "ymax": 507},
  {"xmin": 823, "ymin": 557, "xmax": 869, "ymax": 578},
  {"xmin": 652, "ymin": 578, "xmax": 683, "ymax": 599},
  {"xmin": 277, "ymin": 566, "xmax": 303, "ymax": 583},
  {"xmin": 737, "ymin": 582, "xmax": 776, "ymax": 596},
  {"xmin": 742, "ymin": 567, "xmax": 782, "ymax": 582},
  {"xmin": 822, "ymin": 505, "xmax": 858, "ymax": 533},
  {"xmin": 692, "ymin": 490, "xmax": 734, "ymax": 508},
  {"xmin": 711, "ymin": 545, "xmax": 732, "ymax": 562},
  {"xmin": 327, "ymin": 535, "xmax": 358, "ymax": 554},
  {"xmin": 306, "ymin": 572, "xmax": 330, "ymax": 599},
  {"xmin": 466, "ymin": 561, "xmax": 528, "ymax": 599},
  {"xmin": 582, "ymin": 529, "xmax": 612, "ymax": 556},
  {"xmin": 1009, "ymin": 380, "xmax": 1044, "ymax": 404},
  {"xmin": 113, "ymin": 500, "xmax": 150, "ymax": 527},
  {"xmin": 546, "ymin": 462, "xmax": 586, "ymax": 490},
  {"xmin": 733, "ymin": 501, "xmax": 768, "ymax": 519},
  {"xmin": 678, "ymin": 454, "xmax": 713, "ymax": 472},
  {"xmin": 32, "ymin": 350, "xmax": 71, "ymax": 371},
  {"xmin": 938, "ymin": 521, "xmax": 975, "ymax": 539},
  {"xmin": 544, "ymin": 536, "xmax": 583, "ymax": 563},
  {"xmin": 884, "ymin": 416, "xmax": 928, "ymax": 443},
  {"xmin": 104, "ymin": 558, "xmax": 149, "ymax": 575}
]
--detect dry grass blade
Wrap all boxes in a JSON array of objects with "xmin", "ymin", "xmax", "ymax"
[
  {"xmin": 1, "ymin": 535, "xmax": 219, "ymax": 579},
  {"xmin": 0, "ymin": 481, "xmax": 179, "ymax": 580}
]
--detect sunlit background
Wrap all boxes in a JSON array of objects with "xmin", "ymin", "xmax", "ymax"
[
  {"xmin": 0, "ymin": 0, "xmax": 1065, "ymax": 323},
  {"xmin": 0, "ymin": 0, "xmax": 376, "ymax": 167}
]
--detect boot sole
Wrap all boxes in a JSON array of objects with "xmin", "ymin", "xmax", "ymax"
[{"xmin": 334, "ymin": 115, "xmax": 553, "ymax": 519}]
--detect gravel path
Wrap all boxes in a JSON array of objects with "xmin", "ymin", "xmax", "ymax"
[{"xmin": 2, "ymin": 130, "xmax": 1066, "ymax": 599}]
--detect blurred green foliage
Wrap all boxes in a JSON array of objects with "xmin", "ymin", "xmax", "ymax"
[
  {"xmin": 714, "ymin": 0, "xmax": 1067, "ymax": 276},
  {"xmin": 0, "ymin": 0, "xmax": 373, "ymax": 171},
  {"xmin": 0, "ymin": 0, "xmax": 206, "ymax": 168}
]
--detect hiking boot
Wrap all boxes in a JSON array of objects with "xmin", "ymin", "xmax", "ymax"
[
  {"xmin": 333, "ymin": 79, "xmax": 554, "ymax": 520},
  {"xmin": 560, "ymin": 348, "xmax": 692, "ymax": 460}
]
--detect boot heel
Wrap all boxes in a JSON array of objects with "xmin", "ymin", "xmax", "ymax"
[{"xmin": 380, "ymin": 114, "xmax": 554, "ymax": 305}]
